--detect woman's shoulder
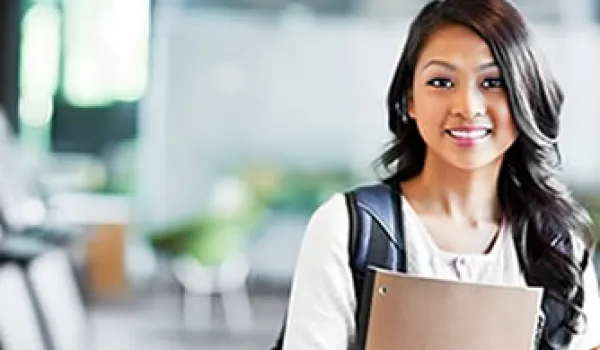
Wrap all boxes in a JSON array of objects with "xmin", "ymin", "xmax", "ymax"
[
  {"xmin": 302, "ymin": 193, "xmax": 350, "ymax": 244},
  {"xmin": 310, "ymin": 193, "xmax": 348, "ymax": 222}
]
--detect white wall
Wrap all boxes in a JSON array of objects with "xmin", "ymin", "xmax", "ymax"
[{"xmin": 140, "ymin": 9, "xmax": 600, "ymax": 223}]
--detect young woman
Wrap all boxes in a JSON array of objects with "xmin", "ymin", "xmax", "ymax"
[{"xmin": 282, "ymin": 0, "xmax": 600, "ymax": 349}]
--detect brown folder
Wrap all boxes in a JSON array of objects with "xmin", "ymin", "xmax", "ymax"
[{"xmin": 362, "ymin": 268, "xmax": 543, "ymax": 350}]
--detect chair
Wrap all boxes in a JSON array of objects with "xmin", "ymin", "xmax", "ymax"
[
  {"xmin": 172, "ymin": 251, "xmax": 253, "ymax": 334},
  {"xmin": 0, "ymin": 263, "xmax": 46, "ymax": 350},
  {"xmin": 28, "ymin": 248, "xmax": 88, "ymax": 350},
  {"xmin": 150, "ymin": 177, "xmax": 262, "ymax": 334}
]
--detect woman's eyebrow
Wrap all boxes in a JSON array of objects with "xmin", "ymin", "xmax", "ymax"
[
  {"xmin": 479, "ymin": 61, "xmax": 499, "ymax": 71},
  {"xmin": 421, "ymin": 59, "xmax": 499, "ymax": 72},
  {"xmin": 422, "ymin": 59, "xmax": 456, "ymax": 72}
]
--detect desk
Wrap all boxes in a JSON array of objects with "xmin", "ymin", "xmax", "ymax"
[{"xmin": 46, "ymin": 193, "xmax": 132, "ymax": 299}]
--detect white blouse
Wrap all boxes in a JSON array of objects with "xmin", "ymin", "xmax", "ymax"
[{"xmin": 282, "ymin": 194, "xmax": 600, "ymax": 350}]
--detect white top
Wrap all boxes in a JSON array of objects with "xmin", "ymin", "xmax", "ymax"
[{"xmin": 283, "ymin": 194, "xmax": 600, "ymax": 350}]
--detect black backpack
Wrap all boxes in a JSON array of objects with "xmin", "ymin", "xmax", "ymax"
[{"xmin": 271, "ymin": 182, "xmax": 571, "ymax": 350}]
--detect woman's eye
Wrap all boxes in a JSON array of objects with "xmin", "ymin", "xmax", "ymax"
[
  {"xmin": 427, "ymin": 78, "xmax": 453, "ymax": 89},
  {"xmin": 482, "ymin": 78, "xmax": 504, "ymax": 89}
]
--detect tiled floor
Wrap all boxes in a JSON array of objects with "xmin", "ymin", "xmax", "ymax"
[{"xmin": 89, "ymin": 291, "xmax": 288, "ymax": 350}]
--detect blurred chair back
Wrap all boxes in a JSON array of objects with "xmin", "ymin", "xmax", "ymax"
[
  {"xmin": 28, "ymin": 249, "xmax": 88, "ymax": 350},
  {"xmin": 0, "ymin": 263, "xmax": 46, "ymax": 350}
]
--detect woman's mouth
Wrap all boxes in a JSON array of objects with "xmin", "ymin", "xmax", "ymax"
[{"xmin": 445, "ymin": 127, "xmax": 492, "ymax": 146}]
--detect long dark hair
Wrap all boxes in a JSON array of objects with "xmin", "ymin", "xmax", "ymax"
[{"xmin": 378, "ymin": 0, "xmax": 595, "ymax": 348}]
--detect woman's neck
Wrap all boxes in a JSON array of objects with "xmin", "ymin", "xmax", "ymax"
[{"xmin": 402, "ymin": 151, "xmax": 503, "ymax": 227}]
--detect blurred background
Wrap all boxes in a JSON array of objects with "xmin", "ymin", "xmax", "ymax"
[{"xmin": 0, "ymin": 0, "xmax": 599, "ymax": 349}]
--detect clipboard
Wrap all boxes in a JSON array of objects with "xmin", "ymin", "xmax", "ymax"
[{"xmin": 356, "ymin": 268, "xmax": 544, "ymax": 350}]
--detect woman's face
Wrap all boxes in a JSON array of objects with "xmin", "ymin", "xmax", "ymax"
[{"xmin": 408, "ymin": 24, "xmax": 518, "ymax": 171}]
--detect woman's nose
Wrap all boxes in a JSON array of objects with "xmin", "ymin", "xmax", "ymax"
[{"xmin": 451, "ymin": 84, "xmax": 486, "ymax": 119}]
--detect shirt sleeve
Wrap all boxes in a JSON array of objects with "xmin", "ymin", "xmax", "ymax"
[
  {"xmin": 571, "ymin": 250, "xmax": 600, "ymax": 350},
  {"xmin": 283, "ymin": 194, "xmax": 357, "ymax": 350}
]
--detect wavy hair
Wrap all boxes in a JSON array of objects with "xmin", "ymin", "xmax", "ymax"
[{"xmin": 377, "ymin": 0, "xmax": 595, "ymax": 348}]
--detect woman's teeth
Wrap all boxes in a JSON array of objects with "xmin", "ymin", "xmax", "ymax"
[{"xmin": 447, "ymin": 129, "xmax": 490, "ymax": 139}]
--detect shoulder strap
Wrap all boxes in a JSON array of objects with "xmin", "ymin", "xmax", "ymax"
[
  {"xmin": 271, "ymin": 183, "xmax": 406, "ymax": 350},
  {"xmin": 346, "ymin": 182, "xmax": 406, "ymax": 350},
  {"xmin": 347, "ymin": 183, "xmax": 406, "ymax": 272},
  {"xmin": 512, "ymin": 220, "xmax": 589, "ymax": 349}
]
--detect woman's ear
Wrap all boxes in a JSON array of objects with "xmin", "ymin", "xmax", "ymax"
[{"xmin": 405, "ymin": 92, "xmax": 415, "ymax": 119}]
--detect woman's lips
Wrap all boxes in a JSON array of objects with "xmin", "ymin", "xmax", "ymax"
[{"xmin": 445, "ymin": 126, "xmax": 492, "ymax": 147}]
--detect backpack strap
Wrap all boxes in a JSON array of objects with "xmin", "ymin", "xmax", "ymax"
[
  {"xmin": 271, "ymin": 183, "xmax": 406, "ymax": 350},
  {"xmin": 512, "ymin": 220, "xmax": 588, "ymax": 349},
  {"xmin": 348, "ymin": 183, "xmax": 406, "ymax": 271},
  {"xmin": 346, "ymin": 182, "xmax": 406, "ymax": 350}
]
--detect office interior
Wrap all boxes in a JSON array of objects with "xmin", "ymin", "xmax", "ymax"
[{"xmin": 0, "ymin": 0, "xmax": 599, "ymax": 349}]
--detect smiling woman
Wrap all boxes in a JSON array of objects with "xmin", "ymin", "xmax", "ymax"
[
  {"xmin": 380, "ymin": 0, "xmax": 599, "ymax": 348},
  {"xmin": 276, "ymin": 1, "xmax": 600, "ymax": 350}
]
